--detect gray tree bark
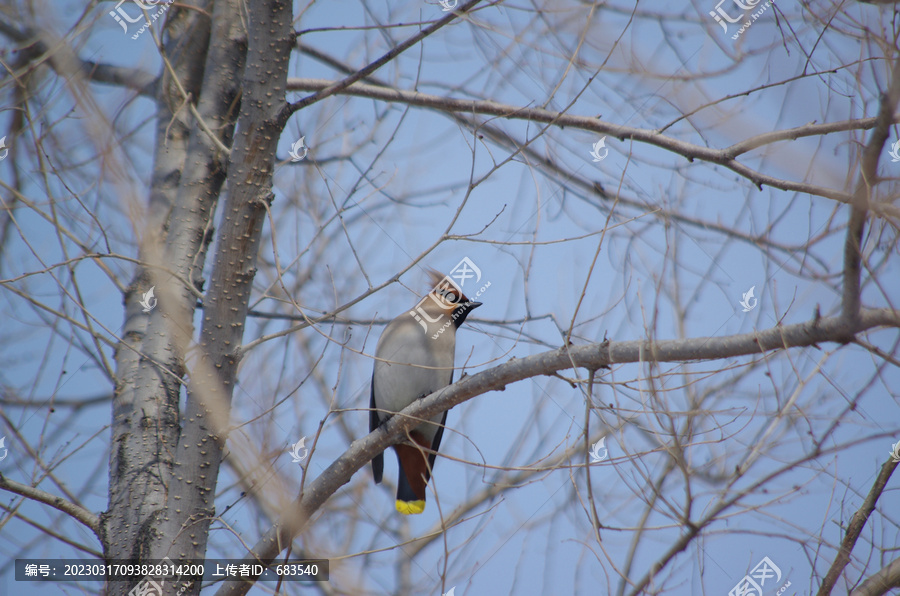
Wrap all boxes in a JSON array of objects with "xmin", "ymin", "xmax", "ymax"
[{"xmin": 102, "ymin": 1, "xmax": 290, "ymax": 594}]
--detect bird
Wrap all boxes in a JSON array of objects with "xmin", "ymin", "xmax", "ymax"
[{"xmin": 369, "ymin": 270, "xmax": 482, "ymax": 514}]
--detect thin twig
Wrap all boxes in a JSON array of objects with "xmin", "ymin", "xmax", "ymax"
[{"xmin": 284, "ymin": 78, "xmax": 900, "ymax": 213}]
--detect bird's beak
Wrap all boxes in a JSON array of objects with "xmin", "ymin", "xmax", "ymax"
[{"xmin": 468, "ymin": 301, "xmax": 483, "ymax": 309}]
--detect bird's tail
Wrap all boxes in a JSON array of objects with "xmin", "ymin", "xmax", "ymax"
[{"xmin": 394, "ymin": 443, "xmax": 431, "ymax": 515}]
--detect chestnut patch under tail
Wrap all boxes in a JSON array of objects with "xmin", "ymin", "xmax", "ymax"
[{"xmin": 392, "ymin": 420, "xmax": 445, "ymax": 515}]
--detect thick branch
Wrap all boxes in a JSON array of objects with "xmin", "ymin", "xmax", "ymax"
[
  {"xmin": 104, "ymin": 1, "xmax": 226, "ymax": 588},
  {"xmin": 818, "ymin": 459, "xmax": 898, "ymax": 595},
  {"xmin": 0, "ymin": 473, "xmax": 100, "ymax": 536},
  {"xmin": 215, "ymin": 307, "xmax": 899, "ymax": 596},
  {"xmin": 851, "ymin": 558, "xmax": 900, "ymax": 596},
  {"xmin": 842, "ymin": 59, "xmax": 900, "ymax": 325},
  {"xmin": 104, "ymin": 0, "xmax": 219, "ymax": 581}
]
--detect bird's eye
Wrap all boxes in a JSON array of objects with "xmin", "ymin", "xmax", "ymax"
[
  {"xmin": 435, "ymin": 281, "xmax": 460, "ymax": 303},
  {"xmin": 439, "ymin": 289, "xmax": 458, "ymax": 302}
]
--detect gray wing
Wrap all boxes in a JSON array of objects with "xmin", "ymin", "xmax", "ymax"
[{"xmin": 369, "ymin": 374, "xmax": 383, "ymax": 483}]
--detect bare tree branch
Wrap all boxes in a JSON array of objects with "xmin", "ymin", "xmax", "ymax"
[
  {"xmin": 819, "ymin": 459, "xmax": 899, "ymax": 595},
  {"xmin": 216, "ymin": 307, "xmax": 899, "ymax": 595},
  {"xmin": 0, "ymin": 22, "xmax": 157, "ymax": 95},
  {"xmin": 285, "ymin": 77, "xmax": 900, "ymax": 213},
  {"xmin": 0, "ymin": 473, "xmax": 100, "ymax": 535},
  {"xmin": 851, "ymin": 558, "xmax": 900, "ymax": 596},
  {"xmin": 283, "ymin": 0, "xmax": 486, "ymax": 119},
  {"xmin": 842, "ymin": 59, "xmax": 900, "ymax": 329}
]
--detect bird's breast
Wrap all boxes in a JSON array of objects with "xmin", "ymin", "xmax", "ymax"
[{"xmin": 373, "ymin": 317, "xmax": 455, "ymax": 414}]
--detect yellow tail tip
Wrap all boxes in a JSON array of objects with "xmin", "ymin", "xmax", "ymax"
[{"xmin": 395, "ymin": 499, "xmax": 426, "ymax": 515}]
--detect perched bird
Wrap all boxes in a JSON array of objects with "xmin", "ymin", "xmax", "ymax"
[{"xmin": 369, "ymin": 270, "xmax": 482, "ymax": 514}]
